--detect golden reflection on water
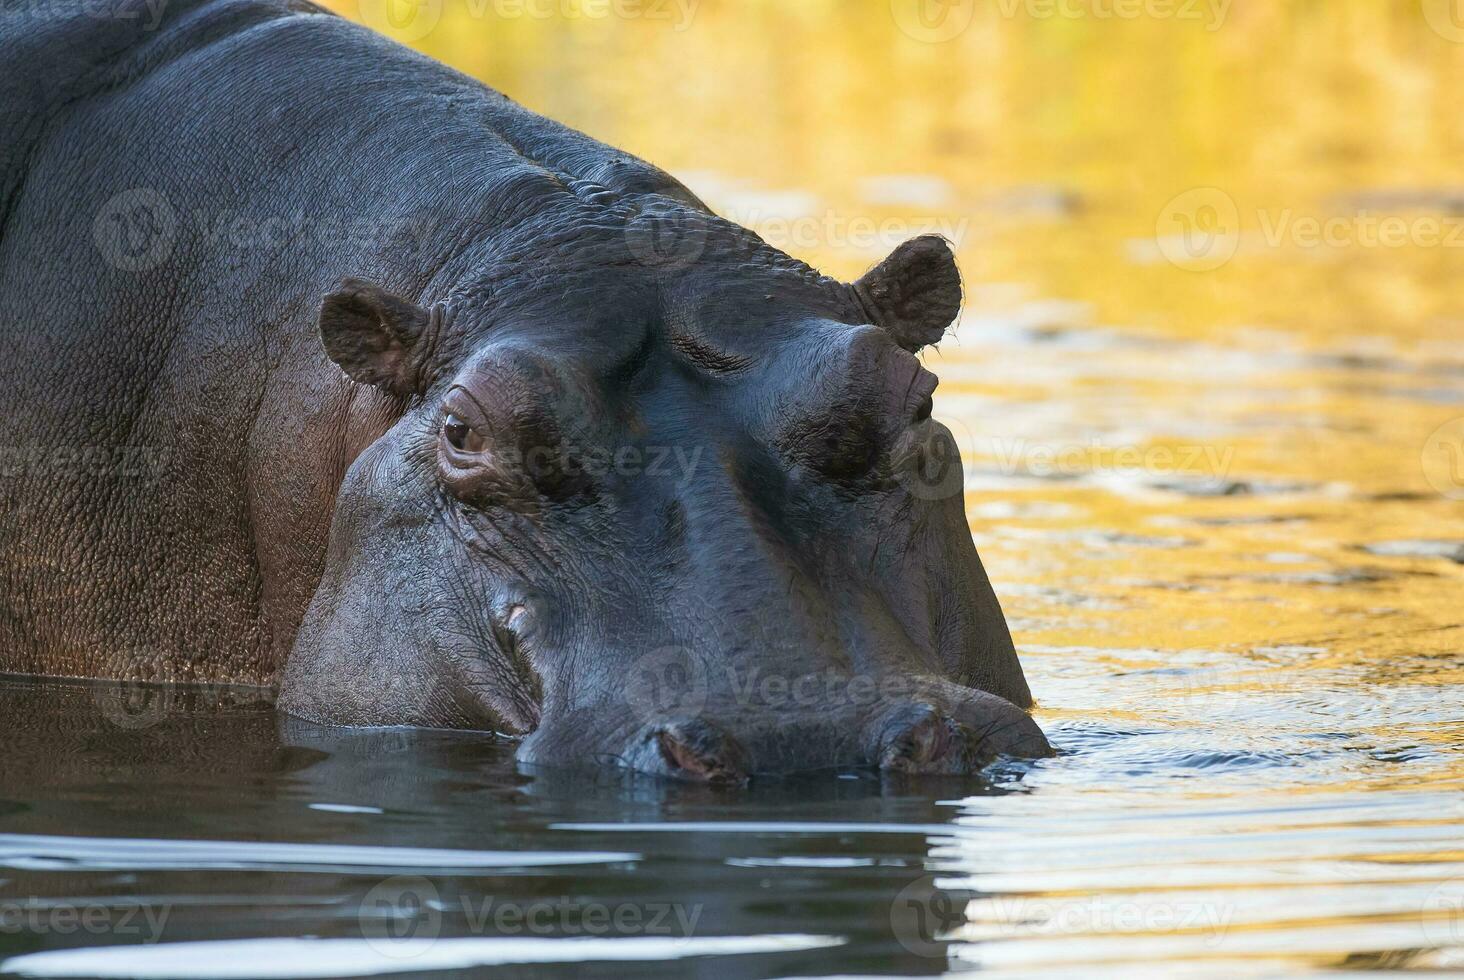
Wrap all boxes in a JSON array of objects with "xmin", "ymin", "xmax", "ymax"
[{"xmin": 329, "ymin": 1, "xmax": 1462, "ymax": 972}]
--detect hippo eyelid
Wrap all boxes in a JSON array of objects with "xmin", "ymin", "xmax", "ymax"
[{"xmin": 445, "ymin": 384, "xmax": 494, "ymax": 422}]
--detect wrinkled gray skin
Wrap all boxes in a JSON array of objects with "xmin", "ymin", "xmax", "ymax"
[{"xmin": 0, "ymin": 0, "xmax": 1048, "ymax": 781}]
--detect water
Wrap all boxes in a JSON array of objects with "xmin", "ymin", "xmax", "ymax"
[
  {"xmin": 5, "ymin": 1, "xmax": 1464, "ymax": 976},
  {"xmin": 0, "ymin": 661, "xmax": 1460, "ymax": 977}
]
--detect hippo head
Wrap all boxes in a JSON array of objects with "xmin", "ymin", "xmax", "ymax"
[{"xmin": 280, "ymin": 196, "xmax": 1048, "ymax": 781}]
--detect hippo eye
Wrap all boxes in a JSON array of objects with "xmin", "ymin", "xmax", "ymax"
[{"xmin": 443, "ymin": 414, "xmax": 486, "ymax": 454}]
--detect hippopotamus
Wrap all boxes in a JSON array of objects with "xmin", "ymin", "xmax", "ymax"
[{"xmin": 0, "ymin": 0, "xmax": 1048, "ymax": 781}]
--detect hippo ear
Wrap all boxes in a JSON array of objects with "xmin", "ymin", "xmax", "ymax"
[
  {"xmin": 318, "ymin": 278, "xmax": 434, "ymax": 397},
  {"xmin": 851, "ymin": 235, "xmax": 962, "ymax": 353}
]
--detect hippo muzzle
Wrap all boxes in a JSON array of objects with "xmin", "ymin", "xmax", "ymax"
[{"xmin": 522, "ymin": 687, "xmax": 1050, "ymax": 784}]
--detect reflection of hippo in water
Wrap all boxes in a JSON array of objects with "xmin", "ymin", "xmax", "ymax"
[
  {"xmin": 0, "ymin": 680, "xmax": 983, "ymax": 975},
  {"xmin": 0, "ymin": 0, "xmax": 1047, "ymax": 780}
]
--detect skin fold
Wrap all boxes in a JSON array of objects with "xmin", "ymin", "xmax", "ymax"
[{"xmin": 0, "ymin": 0, "xmax": 1049, "ymax": 780}]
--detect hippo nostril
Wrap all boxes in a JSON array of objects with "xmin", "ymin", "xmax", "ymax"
[
  {"xmin": 877, "ymin": 705, "xmax": 961, "ymax": 772},
  {"xmin": 655, "ymin": 732, "xmax": 743, "ymax": 785},
  {"xmin": 651, "ymin": 721, "xmax": 749, "ymax": 785}
]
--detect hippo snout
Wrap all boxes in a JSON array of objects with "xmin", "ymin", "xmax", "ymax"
[{"xmin": 519, "ymin": 683, "xmax": 1050, "ymax": 783}]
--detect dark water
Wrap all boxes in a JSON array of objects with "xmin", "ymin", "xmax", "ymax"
[
  {"xmin": 0, "ymin": 679, "xmax": 1028, "ymax": 978},
  {"xmin": 2, "ymin": 671, "xmax": 1462, "ymax": 978}
]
